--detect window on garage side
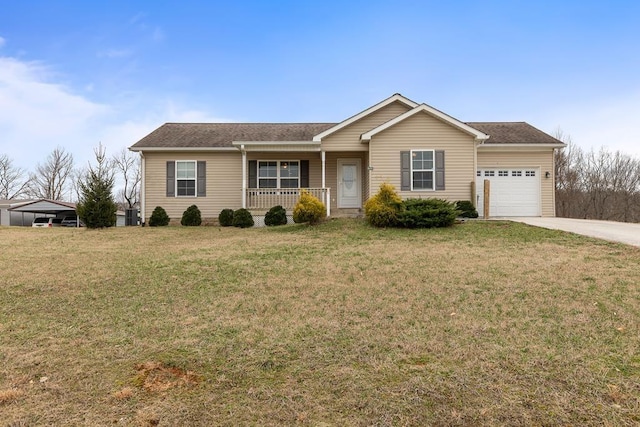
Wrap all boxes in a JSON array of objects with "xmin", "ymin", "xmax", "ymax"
[{"xmin": 401, "ymin": 150, "xmax": 445, "ymax": 191}]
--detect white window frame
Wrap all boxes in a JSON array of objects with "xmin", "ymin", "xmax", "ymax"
[
  {"xmin": 410, "ymin": 149, "xmax": 435, "ymax": 191},
  {"xmin": 176, "ymin": 160, "xmax": 197, "ymax": 197},
  {"xmin": 257, "ymin": 160, "xmax": 300, "ymax": 190}
]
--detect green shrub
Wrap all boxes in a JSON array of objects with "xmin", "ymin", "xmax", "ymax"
[
  {"xmin": 218, "ymin": 209, "xmax": 234, "ymax": 227},
  {"xmin": 456, "ymin": 200, "xmax": 478, "ymax": 218},
  {"xmin": 397, "ymin": 198, "xmax": 458, "ymax": 228},
  {"xmin": 232, "ymin": 208, "xmax": 254, "ymax": 228},
  {"xmin": 364, "ymin": 182, "xmax": 403, "ymax": 227},
  {"xmin": 265, "ymin": 205, "xmax": 288, "ymax": 226},
  {"xmin": 181, "ymin": 204, "xmax": 202, "ymax": 226},
  {"xmin": 148, "ymin": 206, "xmax": 170, "ymax": 227},
  {"xmin": 293, "ymin": 190, "xmax": 326, "ymax": 225}
]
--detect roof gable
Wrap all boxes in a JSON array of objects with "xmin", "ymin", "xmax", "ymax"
[
  {"xmin": 312, "ymin": 93, "xmax": 418, "ymax": 142},
  {"xmin": 361, "ymin": 104, "xmax": 490, "ymax": 142}
]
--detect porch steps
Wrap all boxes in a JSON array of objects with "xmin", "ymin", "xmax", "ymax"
[{"xmin": 331, "ymin": 208, "xmax": 363, "ymax": 218}]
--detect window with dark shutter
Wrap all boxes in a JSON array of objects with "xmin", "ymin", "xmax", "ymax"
[{"xmin": 401, "ymin": 150, "xmax": 446, "ymax": 191}]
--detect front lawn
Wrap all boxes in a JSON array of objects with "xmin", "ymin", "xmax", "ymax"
[{"xmin": 1, "ymin": 220, "xmax": 638, "ymax": 425}]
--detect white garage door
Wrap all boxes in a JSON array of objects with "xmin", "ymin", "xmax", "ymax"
[{"xmin": 476, "ymin": 168, "xmax": 541, "ymax": 217}]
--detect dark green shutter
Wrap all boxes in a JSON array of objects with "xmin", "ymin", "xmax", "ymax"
[
  {"xmin": 248, "ymin": 160, "xmax": 257, "ymax": 188},
  {"xmin": 166, "ymin": 161, "xmax": 175, "ymax": 197},
  {"xmin": 197, "ymin": 161, "xmax": 206, "ymax": 197},
  {"xmin": 435, "ymin": 150, "xmax": 445, "ymax": 190},
  {"xmin": 400, "ymin": 151, "xmax": 411, "ymax": 191},
  {"xmin": 300, "ymin": 160, "xmax": 309, "ymax": 188}
]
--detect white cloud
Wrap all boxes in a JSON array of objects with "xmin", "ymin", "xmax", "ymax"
[
  {"xmin": 0, "ymin": 57, "xmax": 110, "ymax": 170},
  {"xmin": 0, "ymin": 55, "xmax": 234, "ymax": 178},
  {"xmin": 0, "ymin": 36, "xmax": 6, "ymax": 48}
]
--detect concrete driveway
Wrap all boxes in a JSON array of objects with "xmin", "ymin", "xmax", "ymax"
[{"xmin": 501, "ymin": 217, "xmax": 640, "ymax": 247}]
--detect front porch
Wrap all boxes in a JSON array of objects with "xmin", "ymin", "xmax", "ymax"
[
  {"xmin": 234, "ymin": 140, "xmax": 367, "ymax": 217},
  {"xmin": 245, "ymin": 187, "xmax": 331, "ymax": 216}
]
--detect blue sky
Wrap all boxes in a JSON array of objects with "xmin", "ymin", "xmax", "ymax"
[{"xmin": 1, "ymin": 0, "xmax": 639, "ymax": 171}]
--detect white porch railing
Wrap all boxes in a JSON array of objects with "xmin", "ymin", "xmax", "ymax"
[{"xmin": 245, "ymin": 188, "xmax": 331, "ymax": 216}]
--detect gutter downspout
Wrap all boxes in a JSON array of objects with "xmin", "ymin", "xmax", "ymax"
[{"xmin": 140, "ymin": 152, "xmax": 146, "ymax": 225}]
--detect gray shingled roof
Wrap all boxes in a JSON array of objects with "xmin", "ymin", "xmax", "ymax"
[
  {"xmin": 130, "ymin": 121, "xmax": 560, "ymax": 149},
  {"xmin": 467, "ymin": 122, "xmax": 562, "ymax": 144},
  {"xmin": 131, "ymin": 123, "xmax": 336, "ymax": 148}
]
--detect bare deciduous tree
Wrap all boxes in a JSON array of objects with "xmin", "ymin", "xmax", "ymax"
[
  {"xmin": 0, "ymin": 154, "xmax": 29, "ymax": 199},
  {"xmin": 555, "ymin": 130, "xmax": 640, "ymax": 222},
  {"xmin": 27, "ymin": 147, "xmax": 75, "ymax": 200},
  {"xmin": 112, "ymin": 148, "xmax": 140, "ymax": 209}
]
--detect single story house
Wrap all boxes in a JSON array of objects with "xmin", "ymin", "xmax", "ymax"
[{"xmin": 129, "ymin": 93, "xmax": 565, "ymax": 224}]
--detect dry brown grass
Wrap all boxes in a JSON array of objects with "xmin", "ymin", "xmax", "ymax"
[{"xmin": 0, "ymin": 219, "xmax": 639, "ymax": 425}]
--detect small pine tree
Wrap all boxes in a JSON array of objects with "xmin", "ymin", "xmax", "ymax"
[
  {"xmin": 181, "ymin": 204, "xmax": 202, "ymax": 226},
  {"xmin": 149, "ymin": 206, "xmax": 170, "ymax": 226},
  {"xmin": 76, "ymin": 144, "xmax": 117, "ymax": 229}
]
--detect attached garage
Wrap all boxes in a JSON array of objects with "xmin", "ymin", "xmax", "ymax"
[{"xmin": 476, "ymin": 168, "xmax": 541, "ymax": 217}]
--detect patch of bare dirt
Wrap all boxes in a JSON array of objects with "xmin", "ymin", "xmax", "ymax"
[{"xmin": 133, "ymin": 362, "xmax": 200, "ymax": 393}]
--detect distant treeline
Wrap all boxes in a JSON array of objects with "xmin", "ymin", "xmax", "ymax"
[{"xmin": 555, "ymin": 143, "xmax": 640, "ymax": 223}]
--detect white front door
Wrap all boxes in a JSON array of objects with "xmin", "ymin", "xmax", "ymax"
[{"xmin": 337, "ymin": 158, "xmax": 361, "ymax": 208}]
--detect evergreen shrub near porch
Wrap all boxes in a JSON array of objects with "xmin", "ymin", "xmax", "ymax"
[
  {"xmin": 293, "ymin": 190, "xmax": 326, "ymax": 225},
  {"xmin": 364, "ymin": 183, "xmax": 458, "ymax": 229},
  {"xmin": 265, "ymin": 205, "xmax": 288, "ymax": 226},
  {"xmin": 232, "ymin": 208, "xmax": 254, "ymax": 228},
  {"xmin": 397, "ymin": 198, "xmax": 458, "ymax": 228},
  {"xmin": 219, "ymin": 209, "xmax": 234, "ymax": 227},
  {"xmin": 363, "ymin": 182, "xmax": 403, "ymax": 227}
]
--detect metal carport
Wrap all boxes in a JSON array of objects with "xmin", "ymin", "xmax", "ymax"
[{"xmin": 7, "ymin": 199, "xmax": 79, "ymax": 226}]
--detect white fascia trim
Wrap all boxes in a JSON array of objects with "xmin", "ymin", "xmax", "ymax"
[
  {"xmin": 128, "ymin": 147, "xmax": 237, "ymax": 152},
  {"xmin": 231, "ymin": 141, "xmax": 320, "ymax": 146},
  {"xmin": 478, "ymin": 143, "xmax": 567, "ymax": 150},
  {"xmin": 361, "ymin": 104, "xmax": 490, "ymax": 142},
  {"xmin": 232, "ymin": 141, "xmax": 322, "ymax": 152},
  {"xmin": 312, "ymin": 93, "xmax": 419, "ymax": 142}
]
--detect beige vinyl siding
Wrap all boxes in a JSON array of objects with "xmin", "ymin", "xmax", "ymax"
[
  {"xmin": 144, "ymin": 151, "xmax": 242, "ymax": 222},
  {"xmin": 322, "ymin": 101, "xmax": 411, "ymax": 151},
  {"xmin": 477, "ymin": 149, "xmax": 556, "ymax": 217},
  {"xmin": 369, "ymin": 112, "xmax": 476, "ymax": 202}
]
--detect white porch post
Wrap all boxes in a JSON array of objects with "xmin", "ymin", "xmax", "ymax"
[
  {"xmin": 321, "ymin": 150, "xmax": 326, "ymax": 189},
  {"xmin": 321, "ymin": 150, "xmax": 329, "ymax": 217},
  {"xmin": 241, "ymin": 145, "xmax": 247, "ymax": 209}
]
